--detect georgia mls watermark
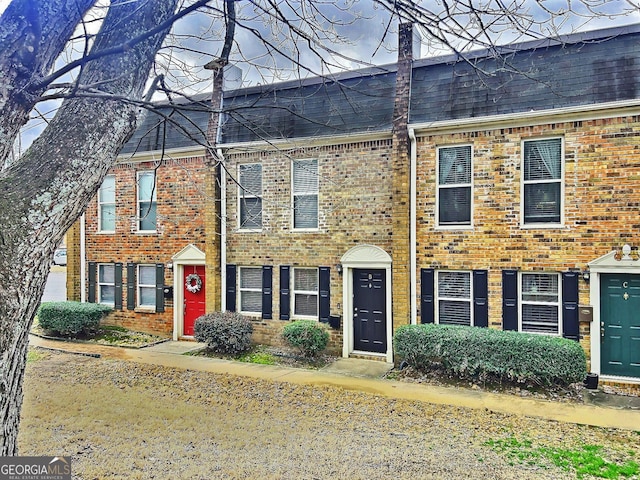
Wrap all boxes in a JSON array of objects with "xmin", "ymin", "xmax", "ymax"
[{"xmin": 0, "ymin": 457, "xmax": 70, "ymax": 480}]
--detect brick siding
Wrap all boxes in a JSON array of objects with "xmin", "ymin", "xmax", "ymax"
[
  {"xmin": 415, "ymin": 116, "xmax": 640, "ymax": 364},
  {"xmin": 82, "ymin": 156, "xmax": 207, "ymax": 335},
  {"xmin": 224, "ymin": 139, "xmax": 394, "ymax": 351}
]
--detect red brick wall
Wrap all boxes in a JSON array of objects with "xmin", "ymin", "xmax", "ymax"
[{"xmin": 84, "ymin": 156, "xmax": 208, "ymax": 335}]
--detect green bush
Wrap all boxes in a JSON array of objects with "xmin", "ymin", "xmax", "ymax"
[
  {"xmin": 194, "ymin": 311, "xmax": 253, "ymax": 355},
  {"xmin": 394, "ymin": 324, "xmax": 587, "ymax": 387},
  {"xmin": 282, "ymin": 320, "xmax": 329, "ymax": 358},
  {"xmin": 37, "ymin": 301, "xmax": 112, "ymax": 336}
]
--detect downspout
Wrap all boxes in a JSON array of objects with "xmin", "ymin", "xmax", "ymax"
[
  {"xmin": 409, "ymin": 128, "xmax": 417, "ymax": 324},
  {"xmin": 218, "ymin": 148, "xmax": 227, "ymax": 311},
  {"xmin": 80, "ymin": 213, "xmax": 86, "ymax": 302}
]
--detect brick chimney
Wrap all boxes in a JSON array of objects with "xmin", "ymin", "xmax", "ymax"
[{"xmin": 391, "ymin": 23, "xmax": 419, "ymax": 331}]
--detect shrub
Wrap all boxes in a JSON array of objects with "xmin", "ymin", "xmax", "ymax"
[
  {"xmin": 394, "ymin": 324, "xmax": 587, "ymax": 387},
  {"xmin": 194, "ymin": 311, "xmax": 253, "ymax": 355},
  {"xmin": 37, "ymin": 301, "xmax": 112, "ymax": 336},
  {"xmin": 282, "ymin": 320, "xmax": 329, "ymax": 358}
]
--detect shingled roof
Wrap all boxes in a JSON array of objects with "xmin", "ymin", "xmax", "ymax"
[
  {"xmin": 120, "ymin": 23, "xmax": 640, "ymax": 155},
  {"xmin": 409, "ymin": 23, "xmax": 640, "ymax": 124}
]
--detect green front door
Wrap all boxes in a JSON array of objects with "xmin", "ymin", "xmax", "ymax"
[{"xmin": 600, "ymin": 274, "xmax": 640, "ymax": 378}]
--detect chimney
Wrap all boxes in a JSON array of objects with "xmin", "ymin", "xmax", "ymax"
[{"xmin": 390, "ymin": 22, "xmax": 419, "ymax": 329}]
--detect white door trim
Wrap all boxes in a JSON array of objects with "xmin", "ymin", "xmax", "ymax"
[
  {"xmin": 171, "ymin": 244, "xmax": 206, "ymax": 340},
  {"xmin": 588, "ymin": 248, "xmax": 640, "ymax": 383},
  {"xmin": 340, "ymin": 245, "xmax": 393, "ymax": 363}
]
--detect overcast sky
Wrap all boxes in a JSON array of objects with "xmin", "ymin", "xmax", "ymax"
[{"xmin": 2, "ymin": 0, "xmax": 639, "ymax": 153}]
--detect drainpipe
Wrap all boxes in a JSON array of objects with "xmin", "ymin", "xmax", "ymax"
[
  {"xmin": 80, "ymin": 213, "xmax": 86, "ymax": 302},
  {"xmin": 218, "ymin": 148, "xmax": 227, "ymax": 311},
  {"xmin": 409, "ymin": 128, "xmax": 417, "ymax": 324}
]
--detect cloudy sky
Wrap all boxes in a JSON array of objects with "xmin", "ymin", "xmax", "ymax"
[
  {"xmin": 1, "ymin": 0, "xmax": 639, "ymax": 152},
  {"xmin": 167, "ymin": 0, "xmax": 640, "ymax": 91}
]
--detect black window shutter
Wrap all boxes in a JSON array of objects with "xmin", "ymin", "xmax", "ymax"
[
  {"xmin": 126, "ymin": 263, "xmax": 136, "ymax": 310},
  {"xmin": 502, "ymin": 270, "xmax": 518, "ymax": 331},
  {"xmin": 114, "ymin": 263, "xmax": 123, "ymax": 311},
  {"xmin": 420, "ymin": 268, "xmax": 434, "ymax": 324},
  {"xmin": 262, "ymin": 266, "xmax": 273, "ymax": 320},
  {"xmin": 226, "ymin": 264, "xmax": 237, "ymax": 312},
  {"xmin": 88, "ymin": 261, "xmax": 96, "ymax": 303},
  {"xmin": 562, "ymin": 271, "xmax": 580, "ymax": 341},
  {"xmin": 473, "ymin": 270, "xmax": 488, "ymax": 327},
  {"xmin": 319, "ymin": 266, "xmax": 330, "ymax": 323},
  {"xmin": 280, "ymin": 266, "xmax": 290, "ymax": 320},
  {"xmin": 155, "ymin": 263, "xmax": 165, "ymax": 313}
]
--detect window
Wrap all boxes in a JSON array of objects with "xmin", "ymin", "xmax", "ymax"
[
  {"xmin": 137, "ymin": 265, "xmax": 156, "ymax": 308},
  {"xmin": 437, "ymin": 146, "xmax": 472, "ymax": 226},
  {"xmin": 292, "ymin": 159, "xmax": 318, "ymax": 229},
  {"xmin": 137, "ymin": 171, "xmax": 157, "ymax": 231},
  {"xmin": 293, "ymin": 268, "xmax": 318, "ymax": 318},
  {"xmin": 98, "ymin": 175, "xmax": 116, "ymax": 232},
  {"xmin": 98, "ymin": 264, "xmax": 115, "ymax": 305},
  {"xmin": 238, "ymin": 164, "xmax": 262, "ymax": 229},
  {"xmin": 437, "ymin": 271, "xmax": 472, "ymax": 326},
  {"xmin": 520, "ymin": 272, "xmax": 560, "ymax": 334},
  {"xmin": 239, "ymin": 267, "xmax": 262, "ymax": 314},
  {"xmin": 523, "ymin": 138, "xmax": 562, "ymax": 225}
]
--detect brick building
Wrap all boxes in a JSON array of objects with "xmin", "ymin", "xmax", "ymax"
[{"xmin": 68, "ymin": 23, "xmax": 640, "ymax": 384}]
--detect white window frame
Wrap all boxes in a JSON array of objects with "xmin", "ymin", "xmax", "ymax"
[
  {"xmin": 239, "ymin": 266, "xmax": 262, "ymax": 315},
  {"xmin": 292, "ymin": 267, "xmax": 319, "ymax": 319},
  {"xmin": 519, "ymin": 272, "xmax": 562, "ymax": 335},
  {"xmin": 521, "ymin": 137, "xmax": 564, "ymax": 228},
  {"xmin": 292, "ymin": 159, "xmax": 319, "ymax": 230},
  {"xmin": 238, "ymin": 163, "xmax": 263, "ymax": 231},
  {"xmin": 137, "ymin": 171, "xmax": 157, "ymax": 233},
  {"xmin": 98, "ymin": 174, "xmax": 116, "ymax": 233},
  {"xmin": 435, "ymin": 270, "xmax": 473, "ymax": 326},
  {"xmin": 137, "ymin": 264, "xmax": 156, "ymax": 309},
  {"xmin": 436, "ymin": 145, "xmax": 473, "ymax": 229},
  {"xmin": 98, "ymin": 263, "xmax": 115, "ymax": 306}
]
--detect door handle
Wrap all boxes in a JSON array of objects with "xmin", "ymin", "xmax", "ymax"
[{"xmin": 600, "ymin": 321, "xmax": 605, "ymax": 340}]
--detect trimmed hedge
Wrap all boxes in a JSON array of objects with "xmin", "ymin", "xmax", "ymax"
[
  {"xmin": 282, "ymin": 320, "xmax": 329, "ymax": 358},
  {"xmin": 37, "ymin": 301, "xmax": 112, "ymax": 336},
  {"xmin": 194, "ymin": 311, "xmax": 253, "ymax": 355},
  {"xmin": 394, "ymin": 324, "xmax": 587, "ymax": 387}
]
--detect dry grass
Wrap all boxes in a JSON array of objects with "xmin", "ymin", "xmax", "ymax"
[{"xmin": 19, "ymin": 349, "xmax": 640, "ymax": 479}]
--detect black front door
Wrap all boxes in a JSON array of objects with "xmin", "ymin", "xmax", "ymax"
[{"xmin": 353, "ymin": 268, "xmax": 386, "ymax": 353}]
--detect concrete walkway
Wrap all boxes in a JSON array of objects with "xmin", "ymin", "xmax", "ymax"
[{"xmin": 28, "ymin": 335, "xmax": 640, "ymax": 431}]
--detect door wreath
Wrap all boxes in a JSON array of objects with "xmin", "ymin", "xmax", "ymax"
[{"xmin": 185, "ymin": 273, "xmax": 202, "ymax": 293}]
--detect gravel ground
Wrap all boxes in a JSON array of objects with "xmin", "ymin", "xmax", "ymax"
[{"xmin": 20, "ymin": 349, "xmax": 639, "ymax": 480}]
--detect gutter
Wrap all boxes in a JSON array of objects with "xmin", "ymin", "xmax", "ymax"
[
  {"xmin": 218, "ymin": 148, "xmax": 227, "ymax": 311},
  {"xmin": 409, "ymin": 99, "xmax": 640, "ymax": 136},
  {"xmin": 80, "ymin": 213, "xmax": 86, "ymax": 302},
  {"xmin": 409, "ymin": 128, "xmax": 417, "ymax": 325}
]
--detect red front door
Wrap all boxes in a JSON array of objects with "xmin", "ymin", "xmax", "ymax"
[{"xmin": 183, "ymin": 265, "xmax": 206, "ymax": 336}]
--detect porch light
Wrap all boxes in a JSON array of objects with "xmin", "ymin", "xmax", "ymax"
[
  {"xmin": 582, "ymin": 270, "xmax": 590, "ymax": 283},
  {"xmin": 336, "ymin": 263, "xmax": 343, "ymax": 275}
]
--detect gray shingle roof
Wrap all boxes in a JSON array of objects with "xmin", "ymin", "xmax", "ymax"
[
  {"xmin": 409, "ymin": 24, "xmax": 640, "ymax": 124},
  {"xmin": 219, "ymin": 68, "xmax": 397, "ymax": 144},
  {"xmin": 120, "ymin": 24, "xmax": 640, "ymax": 154}
]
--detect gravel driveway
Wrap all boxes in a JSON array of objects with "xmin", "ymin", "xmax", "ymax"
[{"xmin": 19, "ymin": 349, "xmax": 639, "ymax": 479}]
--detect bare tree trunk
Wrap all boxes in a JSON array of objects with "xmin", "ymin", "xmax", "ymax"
[
  {"xmin": 0, "ymin": 0, "xmax": 96, "ymax": 163},
  {"xmin": 0, "ymin": 0, "xmax": 179, "ymax": 455}
]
